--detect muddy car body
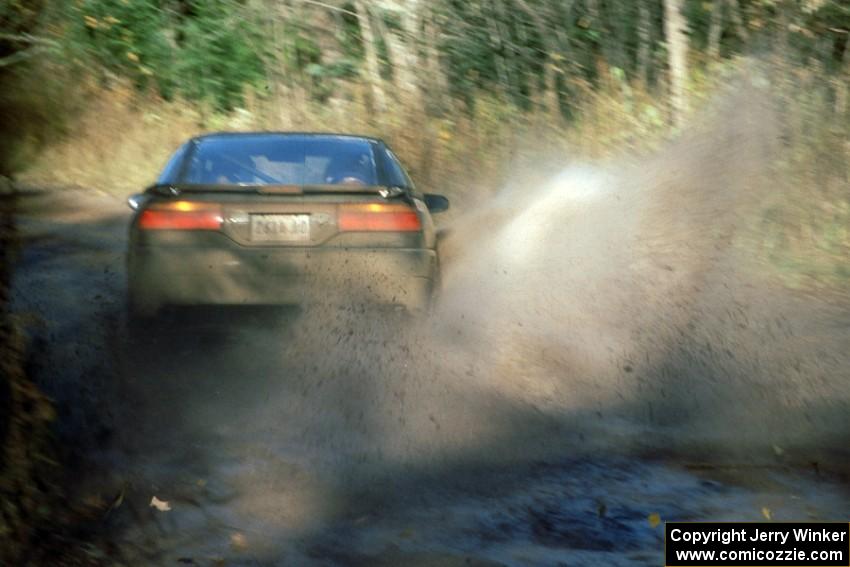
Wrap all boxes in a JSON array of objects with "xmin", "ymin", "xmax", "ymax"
[{"xmin": 126, "ymin": 132, "xmax": 448, "ymax": 317}]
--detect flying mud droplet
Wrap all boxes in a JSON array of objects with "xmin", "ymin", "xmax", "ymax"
[{"xmin": 150, "ymin": 496, "xmax": 171, "ymax": 512}]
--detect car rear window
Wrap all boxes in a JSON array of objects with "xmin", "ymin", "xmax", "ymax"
[
  {"xmin": 383, "ymin": 147, "xmax": 414, "ymax": 189},
  {"xmin": 157, "ymin": 142, "xmax": 190, "ymax": 184},
  {"xmin": 179, "ymin": 135, "xmax": 379, "ymax": 187}
]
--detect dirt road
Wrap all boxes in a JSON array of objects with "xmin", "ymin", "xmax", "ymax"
[{"xmin": 9, "ymin": 187, "xmax": 850, "ymax": 566}]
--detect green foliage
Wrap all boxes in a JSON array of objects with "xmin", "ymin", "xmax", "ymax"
[
  {"xmin": 0, "ymin": 0, "xmax": 48, "ymax": 58},
  {"xmin": 172, "ymin": 0, "xmax": 266, "ymax": 110},
  {"xmin": 69, "ymin": 0, "xmax": 265, "ymax": 109},
  {"xmin": 291, "ymin": 33, "xmax": 322, "ymax": 71},
  {"xmin": 436, "ymin": 1, "xmax": 538, "ymax": 110},
  {"xmin": 72, "ymin": 0, "xmax": 173, "ymax": 91},
  {"xmin": 335, "ymin": 4, "xmax": 365, "ymax": 61},
  {"xmin": 27, "ymin": 0, "xmax": 850, "ymax": 117}
]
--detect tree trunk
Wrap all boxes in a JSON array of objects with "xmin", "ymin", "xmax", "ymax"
[
  {"xmin": 423, "ymin": 9, "xmax": 448, "ymax": 112},
  {"xmin": 707, "ymin": 0, "xmax": 725, "ymax": 59},
  {"xmin": 543, "ymin": 60, "xmax": 560, "ymax": 118},
  {"xmin": 486, "ymin": 0, "xmax": 511, "ymax": 96},
  {"xmin": 836, "ymin": 43, "xmax": 849, "ymax": 116},
  {"xmin": 585, "ymin": 0, "xmax": 599, "ymax": 26},
  {"xmin": 513, "ymin": 0, "xmax": 561, "ymax": 118},
  {"xmin": 727, "ymin": 0, "xmax": 749, "ymax": 43},
  {"xmin": 383, "ymin": 4, "xmax": 421, "ymax": 106},
  {"xmin": 353, "ymin": 0, "xmax": 386, "ymax": 113},
  {"xmin": 637, "ymin": 0, "xmax": 652, "ymax": 84},
  {"xmin": 664, "ymin": 0, "xmax": 689, "ymax": 127}
]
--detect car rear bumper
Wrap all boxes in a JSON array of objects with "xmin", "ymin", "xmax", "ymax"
[{"xmin": 128, "ymin": 246, "xmax": 438, "ymax": 311}]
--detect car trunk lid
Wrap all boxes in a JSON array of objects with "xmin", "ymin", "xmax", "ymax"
[{"xmin": 139, "ymin": 186, "xmax": 425, "ymax": 248}]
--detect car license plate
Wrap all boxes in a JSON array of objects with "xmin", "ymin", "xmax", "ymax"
[{"xmin": 250, "ymin": 214, "xmax": 310, "ymax": 242}]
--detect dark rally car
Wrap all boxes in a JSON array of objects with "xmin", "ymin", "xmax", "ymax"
[{"xmin": 126, "ymin": 132, "xmax": 449, "ymax": 318}]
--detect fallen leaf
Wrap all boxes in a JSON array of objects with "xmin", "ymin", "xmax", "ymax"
[
  {"xmin": 761, "ymin": 507, "xmax": 772, "ymax": 520},
  {"xmin": 648, "ymin": 513, "xmax": 662, "ymax": 528},
  {"xmin": 150, "ymin": 496, "xmax": 171, "ymax": 512},
  {"xmin": 230, "ymin": 532, "xmax": 248, "ymax": 551}
]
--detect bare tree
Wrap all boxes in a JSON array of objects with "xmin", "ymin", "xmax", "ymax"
[
  {"xmin": 381, "ymin": 4, "xmax": 421, "ymax": 105},
  {"xmin": 637, "ymin": 0, "xmax": 653, "ymax": 84},
  {"xmin": 0, "ymin": 33, "xmax": 58, "ymax": 68},
  {"xmin": 422, "ymin": 7, "xmax": 450, "ymax": 113},
  {"xmin": 664, "ymin": 0, "xmax": 689, "ymax": 126},
  {"xmin": 727, "ymin": 0, "xmax": 749, "ymax": 43},
  {"xmin": 514, "ymin": 0, "xmax": 562, "ymax": 118},
  {"xmin": 707, "ymin": 0, "xmax": 725, "ymax": 59},
  {"xmin": 585, "ymin": 0, "xmax": 599, "ymax": 26},
  {"xmin": 353, "ymin": 0, "xmax": 386, "ymax": 112}
]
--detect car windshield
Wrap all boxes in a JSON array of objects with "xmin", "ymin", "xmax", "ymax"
[{"xmin": 179, "ymin": 135, "xmax": 379, "ymax": 187}]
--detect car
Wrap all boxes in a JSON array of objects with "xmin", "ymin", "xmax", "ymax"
[{"xmin": 126, "ymin": 132, "xmax": 449, "ymax": 319}]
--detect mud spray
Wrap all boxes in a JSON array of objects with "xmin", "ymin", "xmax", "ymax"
[
  {"xmin": 431, "ymin": 81, "xmax": 850, "ymax": 465},
  {"xmin": 225, "ymin": 66, "xmax": 848, "ymax": 476},
  {"xmin": 127, "ymin": 69, "xmax": 847, "ymax": 475},
  {"xmin": 109, "ymin": 67, "xmax": 850, "ymax": 561}
]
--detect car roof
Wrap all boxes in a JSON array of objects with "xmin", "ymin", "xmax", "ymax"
[{"xmin": 190, "ymin": 132, "xmax": 385, "ymax": 144}]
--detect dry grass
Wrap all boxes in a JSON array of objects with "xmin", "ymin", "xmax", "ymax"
[
  {"xmin": 744, "ymin": 62, "xmax": 850, "ymax": 294},
  {"xmin": 18, "ymin": 79, "xmax": 628, "ymax": 202}
]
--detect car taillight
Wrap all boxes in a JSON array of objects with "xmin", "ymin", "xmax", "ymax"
[
  {"xmin": 338, "ymin": 203, "xmax": 422, "ymax": 232},
  {"xmin": 138, "ymin": 201, "xmax": 223, "ymax": 230}
]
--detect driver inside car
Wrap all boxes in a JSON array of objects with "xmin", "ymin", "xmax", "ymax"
[
  {"xmin": 197, "ymin": 158, "xmax": 241, "ymax": 184},
  {"xmin": 324, "ymin": 153, "xmax": 372, "ymax": 186}
]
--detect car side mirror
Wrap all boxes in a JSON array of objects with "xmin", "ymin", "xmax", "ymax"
[
  {"xmin": 424, "ymin": 193, "xmax": 449, "ymax": 213},
  {"xmin": 127, "ymin": 193, "xmax": 149, "ymax": 211}
]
